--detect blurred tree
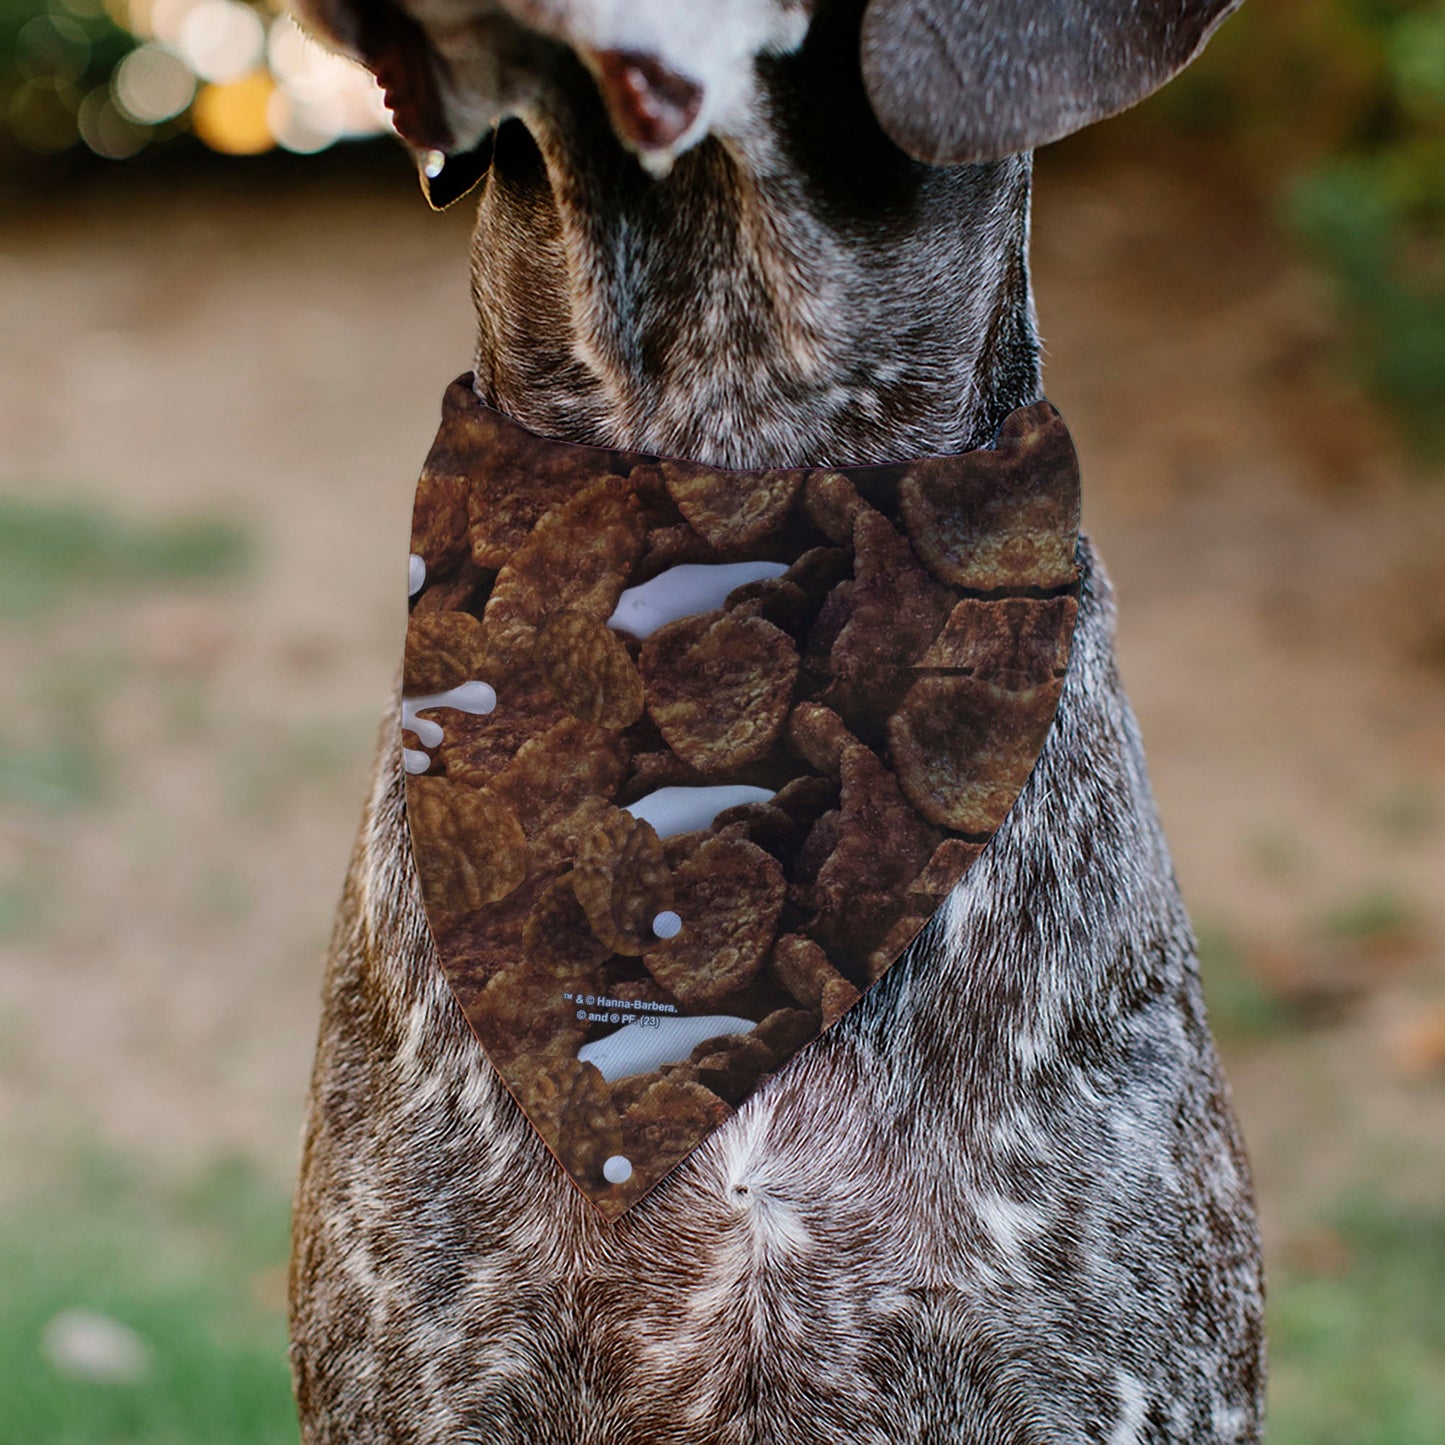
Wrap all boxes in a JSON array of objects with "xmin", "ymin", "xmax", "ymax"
[
  {"xmin": 1, "ymin": 0, "xmax": 137, "ymax": 161},
  {"xmin": 1164, "ymin": 0, "xmax": 1445, "ymax": 450}
]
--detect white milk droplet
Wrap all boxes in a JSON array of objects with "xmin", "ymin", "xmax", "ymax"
[
  {"xmin": 579, "ymin": 1015, "xmax": 754, "ymax": 1082},
  {"xmin": 408, "ymin": 553, "xmax": 426, "ymax": 596},
  {"xmin": 403, "ymin": 748, "xmax": 432, "ymax": 775},
  {"xmin": 603, "ymin": 1155, "xmax": 633, "ymax": 1184},
  {"xmin": 624, "ymin": 784, "xmax": 775, "ymax": 839},
  {"xmin": 402, "ymin": 680, "xmax": 497, "ymax": 751},
  {"xmin": 608, "ymin": 561, "xmax": 789, "ymax": 638},
  {"xmin": 651, "ymin": 910, "xmax": 682, "ymax": 939}
]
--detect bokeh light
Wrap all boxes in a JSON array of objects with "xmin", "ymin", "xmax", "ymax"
[
  {"xmin": 112, "ymin": 43, "xmax": 194, "ymax": 124},
  {"xmin": 77, "ymin": 84, "xmax": 149, "ymax": 157},
  {"xmin": 3, "ymin": 0, "xmax": 394, "ymax": 160},
  {"xmin": 191, "ymin": 69, "xmax": 273, "ymax": 153},
  {"xmin": 266, "ymin": 14, "xmax": 390, "ymax": 153},
  {"xmin": 175, "ymin": 0, "xmax": 265, "ymax": 85},
  {"xmin": 18, "ymin": 13, "xmax": 93, "ymax": 86},
  {"xmin": 9, "ymin": 76, "xmax": 80, "ymax": 153}
]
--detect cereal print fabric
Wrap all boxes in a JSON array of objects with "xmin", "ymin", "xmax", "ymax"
[{"xmin": 403, "ymin": 376, "xmax": 1081, "ymax": 1217}]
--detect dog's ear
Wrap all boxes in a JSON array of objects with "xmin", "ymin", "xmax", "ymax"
[{"xmin": 860, "ymin": 0, "xmax": 1244, "ymax": 164}]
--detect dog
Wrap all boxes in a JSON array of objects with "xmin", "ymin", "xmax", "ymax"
[{"xmin": 287, "ymin": 2, "xmax": 1266, "ymax": 1440}]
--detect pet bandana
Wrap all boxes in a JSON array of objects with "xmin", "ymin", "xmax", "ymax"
[{"xmin": 403, "ymin": 376, "xmax": 1081, "ymax": 1217}]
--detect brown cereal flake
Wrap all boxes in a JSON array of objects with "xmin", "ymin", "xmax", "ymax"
[
  {"xmin": 909, "ymin": 838, "xmax": 986, "ymax": 905},
  {"xmin": 643, "ymin": 836, "xmax": 785, "ymax": 1006},
  {"xmin": 633, "ymin": 523, "xmax": 721, "ymax": 582},
  {"xmin": 799, "ymin": 581, "xmax": 854, "ymax": 696},
  {"xmin": 625, "ymin": 747, "xmax": 714, "ymax": 799},
  {"xmin": 435, "ymin": 671, "xmax": 568, "ymax": 788},
  {"xmin": 807, "ymin": 740, "xmax": 941, "ymax": 966},
  {"xmin": 917, "ymin": 595, "xmax": 1077, "ymax": 688},
  {"xmin": 786, "ymin": 703, "xmax": 854, "ymax": 776},
  {"xmin": 898, "ymin": 404, "xmax": 1080, "ymax": 590},
  {"xmin": 819, "ymin": 507, "xmax": 952, "ymax": 735},
  {"xmin": 507, "ymin": 1058, "xmax": 623, "ymax": 1187},
  {"xmin": 769, "ymin": 775, "xmax": 839, "ymax": 825},
  {"xmin": 533, "ymin": 607, "xmax": 646, "ymax": 728},
  {"xmin": 572, "ymin": 807, "xmax": 673, "ymax": 955},
  {"xmin": 752, "ymin": 1008, "xmax": 821, "ymax": 1061},
  {"xmin": 428, "ymin": 873, "xmax": 547, "ymax": 1002},
  {"xmin": 792, "ymin": 809, "xmax": 843, "ymax": 892},
  {"xmin": 689, "ymin": 1033, "xmax": 775, "ymax": 1104},
  {"xmin": 406, "ymin": 776, "xmax": 529, "ymax": 911},
  {"xmin": 723, "ymin": 577, "xmax": 812, "ymax": 634},
  {"xmin": 640, "ymin": 611, "xmax": 799, "ymax": 773},
  {"xmin": 802, "ymin": 470, "xmax": 868, "ymax": 544},
  {"xmin": 621, "ymin": 1078, "xmax": 732, "ymax": 1165},
  {"xmin": 410, "ymin": 469, "xmax": 470, "ymax": 577},
  {"xmin": 459, "ymin": 412, "xmax": 629, "ymax": 568},
  {"xmin": 820, "ymin": 975, "xmax": 861, "ymax": 1028},
  {"xmin": 609, "ymin": 1069, "xmax": 666, "ymax": 1113},
  {"xmin": 522, "ymin": 877, "xmax": 613, "ymax": 977},
  {"xmin": 660, "ymin": 828, "xmax": 711, "ymax": 869},
  {"xmin": 409, "ymin": 558, "xmax": 493, "ymax": 617},
  {"xmin": 621, "ymin": 462, "xmax": 671, "ymax": 512},
  {"xmin": 488, "ymin": 719, "xmax": 630, "ymax": 844},
  {"xmin": 470, "ymin": 964, "xmax": 588, "ymax": 1066},
  {"xmin": 888, "ymin": 675, "xmax": 1063, "ymax": 832},
  {"xmin": 663, "ymin": 462, "xmax": 802, "ymax": 550},
  {"xmin": 483, "ymin": 477, "xmax": 645, "ymax": 653},
  {"xmin": 770, "ymin": 933, "xmax": 850, "ymax": 1013},
  {"xmin": 712, "ymin": 800, "xmax": 805, "ymax": 862},
  {"xmin": 782, "ymin": 546, "xmax": 853, "ymax": 605},
  {"xmin": 404, "ymin": 611, "xmax": 493, "ymax": 696}
]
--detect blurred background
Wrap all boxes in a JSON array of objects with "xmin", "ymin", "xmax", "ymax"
[{"xmin": 1, "ymin": 1, "xmax": 1442, "ymax": 1440}]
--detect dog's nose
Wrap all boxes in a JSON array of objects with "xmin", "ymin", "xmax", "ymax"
[{"xmin": 592, "ymin": 50, "xmax": 703, "ymax": 153}]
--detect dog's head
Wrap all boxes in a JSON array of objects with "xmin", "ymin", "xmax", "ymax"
[{"xmin": 293, "ymin": 0, "xmax": 1242, "ymax": 203}]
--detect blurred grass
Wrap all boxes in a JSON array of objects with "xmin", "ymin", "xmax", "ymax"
[
  {"xmin": 0, "ymin": 495, "xmax": 249, "ymax": 618},
  {"xmin": 1199, "ymin": 924, "xmax": 1291, "ymax": 1040},
  {"xmin": 0, "ymin": 738, "xmax": 104, "ymax": 810},
  {"xmin": 1323, "ymin": 887, "xmax": 1421, "ymax": 947},
  {"xmin": 1270, "ymin": 1198, "xmax": 1445, "ymax": 1445},
  {"xmin": 0, "ymin": 1153, "xmax": 297, "ymax": 1445}
]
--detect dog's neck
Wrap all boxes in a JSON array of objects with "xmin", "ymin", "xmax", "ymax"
[{"xmin": 465, "ymin": 24, "xmax": 1041, "ymax": 470}]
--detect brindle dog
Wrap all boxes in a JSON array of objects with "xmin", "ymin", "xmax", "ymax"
[{"xmin": 286, "ymin": 2, "xmax": 1266, "ymax": 1440}]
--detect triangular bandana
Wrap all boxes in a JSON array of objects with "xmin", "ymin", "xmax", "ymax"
[{"xmin": 403, "ymin": 376, "xmax": 1081, "ymax": 1217}]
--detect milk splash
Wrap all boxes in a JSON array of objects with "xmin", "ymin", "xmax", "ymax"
[
  {"xmin": 401, "ymin": 680, "xmax": 497, "ymax": 774},
  {"xmin": 607, "ymin": 561, "xmax": 788, "ymax": 638}
]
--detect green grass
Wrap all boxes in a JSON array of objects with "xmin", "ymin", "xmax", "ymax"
[
  {"xmin": 1373, "ymin": 785, "xmax": 1439, "ymax": 844},
  {"xmin": 0, "ymin": 496, "xmax": 249, "ymax": 618},
  {"xmin": 1197, "ymin": 923, "xmax": 1289, "ymax": 1040},
  {"xmin": 1269, "ymin": 1197, "xmax": 1445, "ymax": 1445},
  {"xmin": 0, "ymin": 738, "xmax": 105, "ymax": 811},
  {"xmin": 1322, "ymin": 888, "xmax": 1421, "ymax": 947},
  {"xmin": 0, "ymin": 1154, "xmax": 298, "ymax": 1445}
]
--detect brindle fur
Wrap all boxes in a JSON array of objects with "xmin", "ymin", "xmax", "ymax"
[{"xmin": 287, "ymin": 2, "xmax": 1265, "ymax": 1439}]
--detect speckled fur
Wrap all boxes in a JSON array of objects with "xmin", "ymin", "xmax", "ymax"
[{"xmin": 289, "ymin": 2, "xmax": 1265, "ymax": 1439}]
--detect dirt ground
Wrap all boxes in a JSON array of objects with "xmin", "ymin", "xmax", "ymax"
[{"xmin": 1, "ymin": 140, "xmax": 1442, "ymax": 1264}]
